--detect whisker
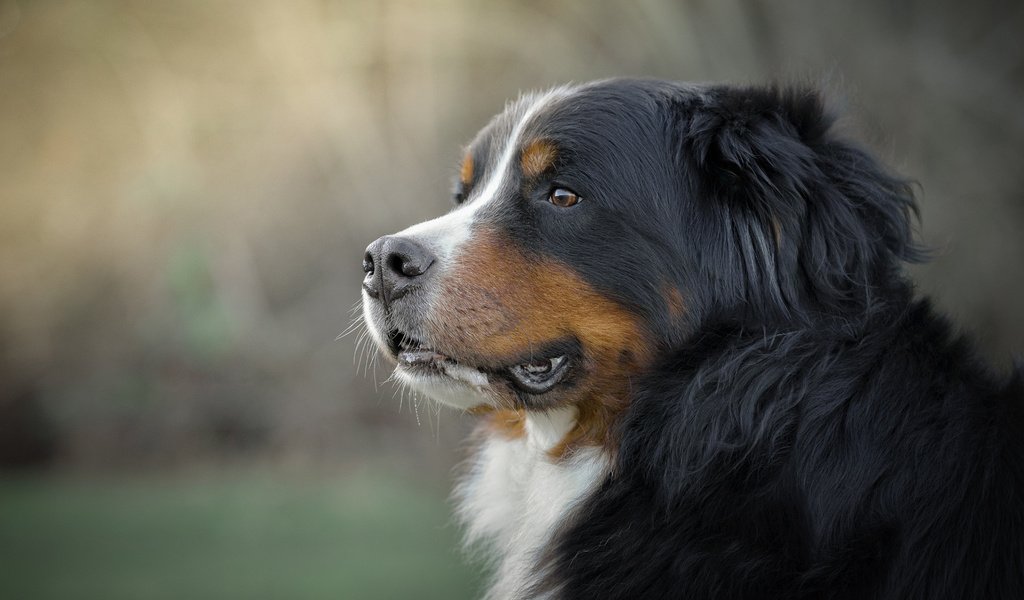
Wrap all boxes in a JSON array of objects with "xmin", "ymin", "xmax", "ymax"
[
  {"xmin": 434, "ymin": 400, "xmax": 443, "ymax": 440},
  {"xmin": 337, "ymin": 319, "xmax": 363, "ymax": 341},
  {"xmin": 352, "ymin": 328, "xmax": 367, "ymax": 366},
  {"xmin": 337, "ymin": 301, "xmax": 366, "ymax": 340},
  {"xmin": 361, "ymin": 333, "xmax": 375, "ymax": 378},
  {"xmin": 355, "ymin": 330, "xmax": 374, "ymax": 373}
]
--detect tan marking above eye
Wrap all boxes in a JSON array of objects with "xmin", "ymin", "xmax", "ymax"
[
  {"xmin": 549, "ymin": 188, "xmax": 580, "ymax": 207},
  {"xmin": 460, "ymin": 153, "xmax": 474, "ymax": 185},
  {"xmin": 520, "ymin": 139, "xmax": 558, "ymax": 177}
]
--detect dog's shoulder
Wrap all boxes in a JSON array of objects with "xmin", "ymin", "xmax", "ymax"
[{"xmin": 538, "ymin": 298, "xmax": 1024, "ymax": 599}]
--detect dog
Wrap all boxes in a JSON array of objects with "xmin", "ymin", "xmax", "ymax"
[{"xmin": 359, "ymin": 79, "xmax": 1024, "ymax": 599}]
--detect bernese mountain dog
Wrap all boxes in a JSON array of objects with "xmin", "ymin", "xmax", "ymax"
[{"xmin": 359, "ymin": 79, "xmax": 1024, "ymax": 599}]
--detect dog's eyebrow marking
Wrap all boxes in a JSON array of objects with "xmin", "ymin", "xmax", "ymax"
[
  {"xmin": 473, "ymin": 88, "xmax": 568, "ymax": 208},
  {"xmin": 460, "ymin": 153, "xmax": 474, "ymax": 185},
  {"xmin": 520, "ymin": 139, "xmax": 558, "ymax": 178}
]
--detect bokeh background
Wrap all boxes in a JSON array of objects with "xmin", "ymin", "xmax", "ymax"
[{"xmin": 1, "ymin": 1, "xmax": 1022, "ymax": 598}]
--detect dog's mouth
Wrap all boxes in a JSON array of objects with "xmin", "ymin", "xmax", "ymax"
[
  {"xmin": 387, "ymin": 329, "xmax": 451, "ymax": 370},
  {"xmin": 385, "ymin": 328, "xmax": 574, "ymax": 395}
]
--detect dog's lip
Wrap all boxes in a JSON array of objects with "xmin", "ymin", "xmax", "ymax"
[
  {"xmin": 386, "ymin": 328, "xmax": 446, "ymax": 363},
  {"xmin": 387, "ymin": 327, "xmax": 465, "ymax": 369},
  {"xmin": 386, "ymin": 328, "xmax": 492, "ymax": 388},
  {"xmin": 385, "ymin": 327, "xmax": 579, "ymax": 394},
  {"xmin": 397, "ymin": 348, "xmax": 450, "ymax": 367}
]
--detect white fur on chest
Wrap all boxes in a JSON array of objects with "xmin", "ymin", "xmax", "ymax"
[{"xmin": 456, "ymin": 408, "xmax": 611, "ymax": 599}]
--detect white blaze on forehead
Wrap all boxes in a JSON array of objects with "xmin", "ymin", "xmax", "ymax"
[{"xmin": 393, "ymin": 86, "xmax": 573, "ymax": 265}]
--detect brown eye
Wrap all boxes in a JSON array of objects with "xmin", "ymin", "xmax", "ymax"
[{"xmin": 549, "ymin": 188, "xmax": 581, "ymax": 208}]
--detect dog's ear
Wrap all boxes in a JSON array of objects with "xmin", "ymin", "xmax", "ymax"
[{"xmin": 681, "ymin": 85, "xmax": 922, "ymax": 324}]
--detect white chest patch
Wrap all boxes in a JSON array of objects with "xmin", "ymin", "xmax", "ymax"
[{"xmin": 455, "ymin": 408, "xmax": 611, "ymax": 599}]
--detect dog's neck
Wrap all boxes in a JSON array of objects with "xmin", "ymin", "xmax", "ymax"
[
  {"xmin": 523, "ymin": 407, "xmax": 578, "ymax": 452},
  {"xmin": 457, "ymin": 406, "xmax": 611, "ymax": 599}
]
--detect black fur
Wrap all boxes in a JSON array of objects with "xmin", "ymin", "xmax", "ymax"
[{"xmin": 515, "ymin": 81, "xmax": 1024, "ymax": 599}]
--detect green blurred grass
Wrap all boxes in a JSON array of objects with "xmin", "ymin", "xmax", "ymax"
[{"xmin": 0, "ymin": 469, "xmax": 482, "ymax": 600}]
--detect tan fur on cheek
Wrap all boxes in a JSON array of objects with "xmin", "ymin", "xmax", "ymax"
[
  {"xmin": 430, "ymin": 230, "xmax": 649, "ymax": 363},
  {"xmin": 428, "ymin": 229, "xmax": 655, "ymax": 457}
]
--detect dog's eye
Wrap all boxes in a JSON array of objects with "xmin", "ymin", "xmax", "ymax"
[
  {"xmin": 452, "ymin": 191, "xmax": 465, "ymax": 205},
  {"xmin": 549, "ymin": 188, "xmax": 581, "ymax": 208}
]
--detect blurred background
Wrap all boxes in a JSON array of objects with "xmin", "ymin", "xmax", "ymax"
[{"xmin": 1, "ymin": 0, "xmax": 1021, "ymax": 598}]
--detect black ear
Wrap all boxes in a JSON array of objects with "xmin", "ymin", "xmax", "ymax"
[{"xmin": 683, "ymin": 85, "xmax": 921, "ymax": 325}]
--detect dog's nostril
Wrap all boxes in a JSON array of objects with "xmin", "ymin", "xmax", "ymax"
[
  {"xmin": 381, "ymin": 237, "xmax": 435, "ymax": 281},
  {"xmin": 364, "ymin": 235, "xmax": 435, "ymax": 305},
  {"xmin": 387, "ymin": 253, "xmax": 405, "ymax": 277},
  {"xmin": 384, "ymin": 251, "xmax": 431, "ymax": 278},
  {"xmin": 399, "ymin": 256, "xmax": 429, "ymax": 277}
]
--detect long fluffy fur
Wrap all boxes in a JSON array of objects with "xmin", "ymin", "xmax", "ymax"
[
  {"xmin": 367, "ymin": 79, "xmax": 1024, "ymax": 599},
  {"xmin": 528, "ymin": 83, "xmax": 1024, "ymax": 599}
]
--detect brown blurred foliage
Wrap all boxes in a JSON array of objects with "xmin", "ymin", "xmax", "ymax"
[{"xmin": 0, "ymin": 0, "xmax": 1022, "ymax": 471}]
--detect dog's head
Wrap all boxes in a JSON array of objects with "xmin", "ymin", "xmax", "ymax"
[{"xmin": 360, "ymin": 79, "xmax": 918, "ymax": 443}]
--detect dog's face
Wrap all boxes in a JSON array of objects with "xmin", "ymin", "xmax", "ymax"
[
  {"xmin": 361, "ymin": 81, "xmax": 685, "ymax": 426},
  {"xmin": 361, "ymin": 79, "xmax": 917, "ymax": 440}
]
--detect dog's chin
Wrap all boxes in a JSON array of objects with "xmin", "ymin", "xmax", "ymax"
[
  {"xmin": 364, "ymin": 320, "xmax": 494, "ymax": 410},
  {"xmin": 393, "ymin": 364, "xmax": 493, "ymax": 410}
]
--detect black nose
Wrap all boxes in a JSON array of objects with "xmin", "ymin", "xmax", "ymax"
[{"xmin": 363, "ymin": 236, "xmax": 436, "ymax": 305}]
